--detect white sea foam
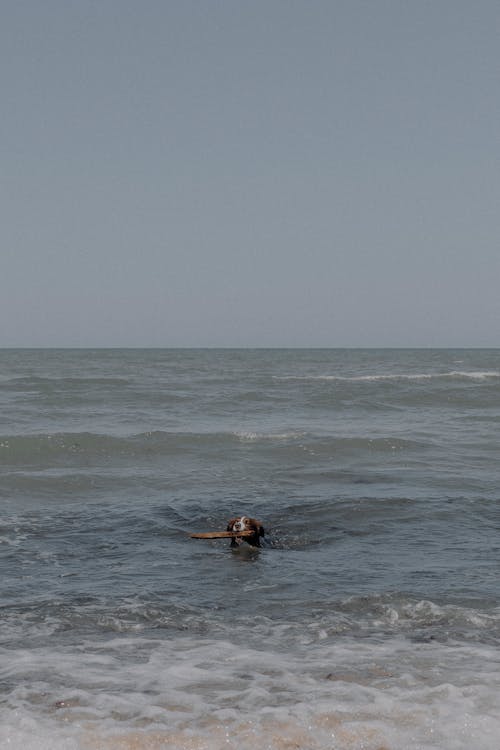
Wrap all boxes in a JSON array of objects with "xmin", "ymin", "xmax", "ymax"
[{"xmin": 2, "ymin": 628, "xmax": 500, "ymax": 750}]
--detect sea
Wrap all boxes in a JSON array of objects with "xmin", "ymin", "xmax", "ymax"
[{"xmin": 1, "ymin": 348, "xmax": 500, "ymax": 750}]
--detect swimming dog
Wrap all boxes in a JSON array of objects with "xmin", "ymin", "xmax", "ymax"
[{"xmin": 226, "ymin": 516, "xmax": 265, "ymax": 548}]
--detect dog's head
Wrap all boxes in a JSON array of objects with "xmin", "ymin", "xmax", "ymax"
[{"xmin": 226, "ymin": 516, "xmax": 265, "ymax": 547}]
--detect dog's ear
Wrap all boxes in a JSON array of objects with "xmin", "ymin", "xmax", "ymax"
[{"xmin": 248, "ymin": 518, "xmax": 265, "ymax": 537}]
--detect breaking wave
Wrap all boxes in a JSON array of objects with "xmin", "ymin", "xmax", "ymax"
[{"xmin": 274, "ymin": 370, "xmax": 500, "ymax": 383}]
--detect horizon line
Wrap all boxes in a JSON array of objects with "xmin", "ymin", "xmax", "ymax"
[{"xmin": 1, "ymin": 345, "xmax": 499, "ymax": 351}]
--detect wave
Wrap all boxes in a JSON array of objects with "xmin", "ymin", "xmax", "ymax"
[
  {"xmin": 274, "ymin": 370, "xmax": 500, "ymax": 383},
  {"xmin": 3, "ymin": 592, "xmax": 500, "ymax": 650},
  {"xmin": 233, "ymin": 430, "xmax": 305, "ymax": 441},
  {"xmin": 337, "ymin": 594, "xmax": 500, "ymax": 638},
  {"xmin": 0, "ymin": 429, "xmax": 424, "ymax": 453},
  {"xmin": 0, "ymin": 375, "xmax": 131, "ymax": 388},
  {"xmin": 0, "ymin": 429, "xmax": 310, "ymax": 466}
]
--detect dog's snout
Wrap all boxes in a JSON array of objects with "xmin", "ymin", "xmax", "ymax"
[{"xmin": 233, "ymin": 521, "xmax": 243, "ymax": 531}]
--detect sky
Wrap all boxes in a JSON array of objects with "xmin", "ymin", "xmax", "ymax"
[{"xmin": 1, "ymin": 0, "xmax": 499, "ymax": 347}]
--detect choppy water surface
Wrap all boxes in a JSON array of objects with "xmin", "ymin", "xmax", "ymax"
[{"xmin": 1, "ymin": 348, "xmax": 500, "ymax": 749}]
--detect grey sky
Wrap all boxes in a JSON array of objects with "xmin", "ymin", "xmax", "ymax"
[{"xmin": 2, "ymin": 1, "xmax": 499, "ymax": 347}]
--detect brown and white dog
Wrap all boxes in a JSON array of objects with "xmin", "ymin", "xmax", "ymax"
[{"xmin": 226, "ymin": 516, "xmax": 265, "ymax": 548}]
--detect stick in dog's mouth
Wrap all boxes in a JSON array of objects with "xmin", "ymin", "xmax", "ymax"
[
  {"xmin": 191, "ymin": 516, "xmax": 265, "ymax": 548},
  {"xmin": 190, "ymin": 530, "xmax": 254, "ymax": 539}
]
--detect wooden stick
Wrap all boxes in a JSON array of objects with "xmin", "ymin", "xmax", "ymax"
[{"xmin": 190, "ymin": 530, "xmax": 254, "ymax": 539}]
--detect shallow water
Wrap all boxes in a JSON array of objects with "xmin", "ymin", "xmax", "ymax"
[{"xmin": 1, "ymin": 348, "xmax": 500, "ymax": 749}]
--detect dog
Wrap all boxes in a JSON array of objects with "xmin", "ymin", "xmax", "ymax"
[{"xmin": 226, "ymin": 516, "xmax": 265, "ymax": 548}]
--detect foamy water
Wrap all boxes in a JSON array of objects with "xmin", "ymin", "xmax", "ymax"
[
  {"xmin": 2, "ymin": 348, "xmax": 500, "ymax": 748},
  {"xmin": 3, "ymin": 620, "xmax": 500, "ymax": 750}
]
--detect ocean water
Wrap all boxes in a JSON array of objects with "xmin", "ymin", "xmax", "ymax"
[{"xmin": 1, "ymin": 348, "xmax": 500, "ymax": 750}]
